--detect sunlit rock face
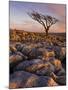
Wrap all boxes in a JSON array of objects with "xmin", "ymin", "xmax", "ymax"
[
  {"xmin": 50, "ymin": 59, "xmax": 62, "ymax": 70},
  {"xmin": 36, "ymin": 62, "xmax": 55, "ymax": 76},
  {"xmin": 10, "ymin": 55, "xmax": 23, "ymax": 63},
  {"xmin": 10, "ymin": 45, "xmax": 17, "ymax": 53}
]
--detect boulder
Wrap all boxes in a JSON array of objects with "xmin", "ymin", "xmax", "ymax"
[
  {"xmin": 9, "ymin": 50, "xmax": 13, "ymax": 56},
  {"xmin": 56, "ymin": 76, "xmax": 66, "ymax": 85},
  {"xmin": 15, "ymin": 43, "xmax": 25, "ymax": 52},
  {"xmin": 10, "ymin": 54, "xmax": 24, "ymax": 74},
  {"xmin": 50, "ymin": 72, "xmax": 66, "ymax": 85},
  {"xmin": 9, "ymin": 71, "xmax": 58, "ymax": 89},
  {"xmin": 35, "ymin": 43, "xmax": 43, "ymax": 48},
  {"xmin": 60, "ymin": 47, "xmax": 66, "ymax": 60},
  {"xmin": 21, "ymin": 46, "xmax": 31, "ymax": 56},
  {"xmin": 10, "ymin": 45, "xmax": 17, "ymax": 53},
  {"xmin": 53, "ymin": 46, "xmax": 66, "ymax": 62},
  {"xmin": 16, "ymin": 52, "xmax": 28, "ymax": 60},
  {"xmin": 28, "ymin": 48, "xmax": 42, "ymax": 59},
  {"xmin": 50, "ymin": 59, "xmax": 62, "ymax": 71},
  {"xmin": 56, "ymin": 68, "xmax": 65, "ymax": 76},
  {"xmin": 15, "ymin": 59, "xmax": 56, "ymax": 75},
  {"xmin": 44, "ymin": 51, "xmax": 55, "ymax": 57},
  {"xmin": 42, "ymin": 50, "xmax": 55, "ymax": 61},
  {"xmin": 26, "ymin": 63, "xmax": 44, "ymax": 72},
  {"xmin": 14, "ymin": 59, "xmax": 44, "ymax": 72},
  {"xmin": 53, "ymin": 46, "xmax": 61, "ymax": 59},
  {"xmin": 36, "ymin": 62, "xmax": 55, "ymax": 76},
  {"xmin": 9, "ymin": 54, "xmax": 23, "ymax": 64}
]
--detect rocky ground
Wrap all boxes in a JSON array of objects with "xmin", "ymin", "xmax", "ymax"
[{"xmin": 9, "ymin": 32, "xmax": 66, "ymax": 89}]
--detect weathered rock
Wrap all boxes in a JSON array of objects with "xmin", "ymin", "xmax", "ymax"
[
  {"xmin": 10, "ymin": 45, "xmax": 17, "ymax": 53},
  {"xmin": 14, "ymin": 59, "xmax": 44, "ymax": 72},
  {"xmin": 42, "ymin": 50, "xmax": 55, "ymax": 61},
  {"xmin": 15, "ymin": 43, "xmax": 25, "ymax": 52},
  {"xmin": 9, "ymin": 55, "xmax": 23, "ymax": 64},
  {"xmin": 38, "ymin": 48, "xmax": 45, "ymax": 54},
  {"xmin": 53, "ymin": 46, "xmax": 61, "ymax": 59},
  {"xmin": 26, "ymin": 63, "xmax": 44, "ymax": 72},
  {"xmin": 43, "ymin": 50, "xmax": 55, "ymax": 57},
  {"xmin": 16, "ymin": 51, "xmax": 24, "ymax": 56},
  {"xmin": 35, "ymin": 43, "xmax": 43, "ymax": 48},
  {"xmin": 50, "ymin": 59, "xmax": 62, "ymax": 71},
  {"xmin": 44, "ymin": 51, "xmax": 55, "ymax": 57},
  {"xmin": 9, "ymin": 50, "xmax": 13, "ymax": 56},
  {"xmin": 14, "ymin": 59, "xmax": 56, "ymax": 75},
  {"xmin": 45, "ymin": 57, "xmax": 55, "ymax": 62},
  {"xmin": 29, "ymin": 48, "xmax": 42, "ymax": 59},
  {"xmin": 60, "ymin": 47, "xmax": 66, "ymax": 60},
  {"xmin": 37, "ymin": 56, "xmax": 43, "ymax": 59},
  {"xmin": 21, "ymin": 46, "xmax": 31, "ymax": 56},
  {"xmin": 10, "ymin": 54, "xmax": 25, "ymax": 74},
  {"xmin": 45, "ymin": 45, "xmax": 54, "ymax": 51},
  {"xmin": 16, "ymin": 51, "xmax": 28, "ymax": 60},
  {"xmin": 36, "ymin": 62, "xmax": 55, "ymax": 76},
  {"xmin": 29, "ymin": 48, "xmax": 38, "ymax": 59},
  {"xmin": 50, "ymin": 72, "xmax": 66, "ymax": 85},
  {"xmin": 53, "ymin": 46, "xmax": 66, "ymax": 62},
  {"xmin": 56, "ymin": 76, "xmax": 66, "ymax": 85},
  {"xmin": 9, "ymin": 71, "xmax": 58, "ymax": 88},
  {"xmin": 9, "ymin": 82, "xmax": 18, "ymax": 89},
  {"xmin": 56, "ymin": 68, "xmax": 65, "ymax": 76}
]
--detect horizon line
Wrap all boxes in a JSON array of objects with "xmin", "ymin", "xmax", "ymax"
[{"xmin": 10, "ymin": 28, "xmax": 66, "ymax": 33}]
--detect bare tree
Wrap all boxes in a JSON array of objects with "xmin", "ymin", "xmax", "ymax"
[{"xmin": 28, "ymin": 11, "xmax": 58, "ymax": 36}]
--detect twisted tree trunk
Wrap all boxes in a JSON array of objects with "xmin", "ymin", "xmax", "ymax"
[
  {"xmin": 44, "ymin": 26, "xmax": 49, "ymax": 37},
  {"xmin": 46, "ymin": 29, "xmax": 49, "ymax": 36}
]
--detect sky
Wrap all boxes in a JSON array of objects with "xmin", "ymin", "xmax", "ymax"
[{"xmin": 9, "ymin": 1, "xmax": 66, "ymax": 33}]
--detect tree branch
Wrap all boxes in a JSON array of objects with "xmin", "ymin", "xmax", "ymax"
[{"xmin": 27, "ymin": 11, "xmax": 58, "ymax": 33}]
